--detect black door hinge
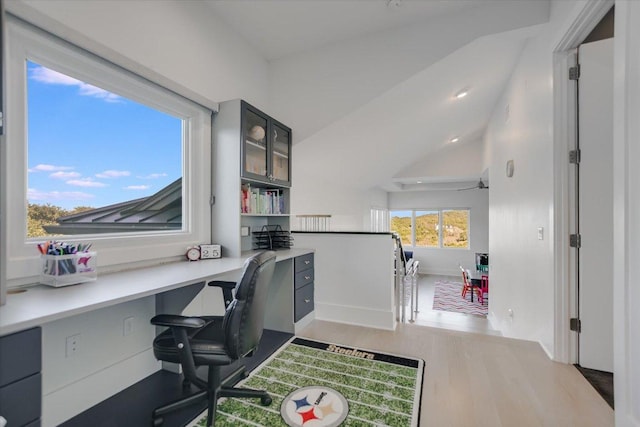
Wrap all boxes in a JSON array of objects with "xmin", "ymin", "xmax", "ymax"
[
  {"xmin": 569, "ymin": 234, "xmax": 581, "ymax": 248},
  {"xmin": 569, "ymin": 65, "xmax": 580, "ymax": 80},
  {"xmin": 570, "ymin": 317, "xmax": 581, "ymax": 333},
  {"xmin": 569, "ymin": 149, "xmax": 581, "ymax": 164}
]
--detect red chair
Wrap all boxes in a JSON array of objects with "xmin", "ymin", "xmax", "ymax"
[
  {"xmin": 460, "ymin": 267, "xmax": 473, "ymax": 299},
  {"xmin": 476, "ymin": 275, "xmax": 489, "ymax": 304}
]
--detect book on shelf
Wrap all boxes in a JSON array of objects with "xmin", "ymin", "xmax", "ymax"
[{"xmin": 241, "ymin": 183, "xmax": 286, "ymax": 215}]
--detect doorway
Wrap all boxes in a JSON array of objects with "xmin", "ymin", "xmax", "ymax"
[{"xmin": 567, "ymin": 8, "xmax": 614, "ymax": 408}]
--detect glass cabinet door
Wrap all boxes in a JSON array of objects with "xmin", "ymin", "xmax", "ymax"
[
  {"xmin": 242, "ymin": 108, "xmax": 268, "ymax": 180},
  {"xmin": 271, "ymin": 123, "xmax": 290, "ymax": 185}
]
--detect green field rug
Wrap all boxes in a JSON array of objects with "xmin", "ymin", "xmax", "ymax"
[{"xmin": 188, "ymin": 337, "xmax": 424, "ymax": 426}]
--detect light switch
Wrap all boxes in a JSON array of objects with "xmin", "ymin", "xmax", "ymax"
[
  {"xmin": 537, "ymin": 227, "xmax": 544, "ymax": 240},
  {"xmin": 241, "ymin": 226, "xmax": 250, "ymax": 237}
]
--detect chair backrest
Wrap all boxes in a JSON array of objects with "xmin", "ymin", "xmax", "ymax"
[
  {"xmin": 222, "ymin": 251, "xmax": 276, "ymax": 359},
  {"xmin": 460, "ymin": 265, "xmax": 469, "ymax": 285}
]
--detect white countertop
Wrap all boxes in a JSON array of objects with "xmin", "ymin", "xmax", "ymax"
[{"xmin": 0, "ymin": 249, "xmax": 312, "ymax": 337}]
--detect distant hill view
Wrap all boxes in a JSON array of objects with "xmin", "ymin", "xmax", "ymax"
[{"xmin": 391, "ymin": 210, "xmax": 468, "ymax": 248}]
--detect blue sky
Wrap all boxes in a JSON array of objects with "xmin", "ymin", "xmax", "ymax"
[
  {"xmin": 27, "ymin": 61, "xmax": 182, "ymax": 210},
  {"xmin": 390, "ymin": 210, "xmax": 412, "ymax": 218}
]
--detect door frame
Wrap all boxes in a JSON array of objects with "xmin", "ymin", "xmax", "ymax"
[
  {"xmin": 552, "ymin": 0, "xmax": 613, "ymax": 366},
  {"xmin": 553, "ymin": 1, "xmax": 640, "ymax": 425}
]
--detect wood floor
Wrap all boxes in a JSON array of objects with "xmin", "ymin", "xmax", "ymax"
[{"xmin": 298, "ymin": 320, "xmax": 614, "ymax": 427}]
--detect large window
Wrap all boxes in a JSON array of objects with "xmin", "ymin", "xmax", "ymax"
[
  {"xmin": 26, "ymin": 61, "xmax": 184, "ymax": 237},
  {"xmin": 390, "ymin": 209, "xmax": 469, "ymax": 249},
  {"xmin": 4, "ymin": 17, "xmax": 212, "ymax": 283}
]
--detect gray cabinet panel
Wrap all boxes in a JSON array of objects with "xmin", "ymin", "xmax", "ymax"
[
  {"xmin": 0, "ymin": 327, "xmax": 41, "ymax": 387},
  {"xmin": 294, "ymin": 269, "xmax": 314, "ymax": 290},
  {"xmin": 294, "ymin": 283, "xmax": 314, "ymax": 322},
  {"xmin": 0, "ymin": 373, "xmax": 41, "ymax": 426},
  {"xmin": 294, "ymin": 253, "xmax": 314, "ymax": 273}
]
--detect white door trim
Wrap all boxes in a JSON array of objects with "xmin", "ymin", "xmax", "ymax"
[{"xmin": 612, "ymin": 2, "xmax": 640, "ymax": 425}]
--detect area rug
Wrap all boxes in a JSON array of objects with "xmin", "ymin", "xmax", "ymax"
[
  {"xmin": 432, "ymin": 280, "xmax": 488, "ymax": 317},
  {"xmin": 188, "ymin": 337, "xmax": 424, "ymax": 426}
]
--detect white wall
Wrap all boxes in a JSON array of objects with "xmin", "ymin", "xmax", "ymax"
[
  {"xmin": 388, "ymin": 189, "xmax": 489, "ymax": 276},
  {"xmin": 290, "ymin": 167, "xmax": 388, "ymax": 231},
  {"xmin": 41, "ymin": 298, "xmax": 157, "ymax": 426},
  {"xmin": 483, "ymin": 1, "xmax": 586, "ymax": 357},
  {"xmin": 394, "ymin": 138, "xmax": 487, "ymax": 181},
  {"xmin": 294, "ymin": 233, "xmax": 396, "ymax": 330}
]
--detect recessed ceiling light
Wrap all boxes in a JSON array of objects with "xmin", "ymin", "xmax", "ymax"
[
  {"xmin": 454, "ymin": 89, "xmax": 469, "ymax": 99},
  {"xmin": 449, "ymin": 137, "xmax": 459, "ymax": 143},
  {"xmin": 416, "ymin": 180, "xmax": 422, "ymax": 184}
]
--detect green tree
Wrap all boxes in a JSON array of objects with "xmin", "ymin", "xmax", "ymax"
[{"xmin": 27, "ymin": 203, "xmax": 94, "ymax": 238}]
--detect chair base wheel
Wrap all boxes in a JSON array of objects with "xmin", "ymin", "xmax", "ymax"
[
  {"xmin": 152, "ymin": 417, "xmax": 163, "ymax": 426},
  {"xmin": 261, "ymin": 395, "xmax": 272, "ymax": 406}
]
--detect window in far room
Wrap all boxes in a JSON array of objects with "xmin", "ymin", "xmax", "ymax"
[
  {"xmin": 390, "ymin": 209, "xmax": 469, "ymax": 249},
  {"xmin": 390, "ymin": 210, "xmax": 412, "ymax": 245}
]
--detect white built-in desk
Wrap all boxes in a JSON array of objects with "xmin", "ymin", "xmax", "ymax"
[
  {"xmin": 0, "ymin": 248, "xmax": 313, "ymax": 337},
  {"xmin": 0, "ymin": 248, "xmax": 314, "ymax": 426}
]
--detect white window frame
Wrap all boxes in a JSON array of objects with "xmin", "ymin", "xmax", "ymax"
[
  {"xmin": 390, "ymin": 208, "xmax": 470, "ymax": 249},
  {"xmin": 4, "ymin": 16, "xmax": 212, "ymax": 284}
]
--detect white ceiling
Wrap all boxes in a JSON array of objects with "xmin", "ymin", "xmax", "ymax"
[
  {"xmin": 204, "ymin": 0, "xmax": 551, "ymax": 191},
  {"xmin": 205, "ymin": 0, "xmax": 492, "ymax": 61}
]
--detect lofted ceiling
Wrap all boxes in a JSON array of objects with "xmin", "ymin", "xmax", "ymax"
[{"xmin": 204, "ymin": 0, "xmax": 551, "ymax": 191}]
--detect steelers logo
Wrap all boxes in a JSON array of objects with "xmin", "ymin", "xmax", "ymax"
[{"xmin": 280, "ymin": 386, "xmax": 349, "ymax": 426}]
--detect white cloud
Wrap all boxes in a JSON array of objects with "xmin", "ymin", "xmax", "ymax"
[
  {"xmin": 96, "ymin": 170, "xmax": 131, "ymax": 179},
  {"xmin": 124, "ymin": 185, "xmax": 151, "ymax": 190},
  {"xmin": 137, "ymin": 173, "xmax": 168, "ymax": 179},
  {"xmin": 66, "ymin": 178, "xmax": 108, "ymax": 188},
  {"xmin": 28, "ymin": 188, "xmax": 95, "ymax": 201},
  {"xmin": 50, "ymin": 171, "xmax": 81, "ymax": 180},
  {"xmin": 28, "ymin": 164, "xmax": 74, "ymax": 173},
  {"xmin": 30, "ymin": 65, "xmax": 122, "ymax": 103}
]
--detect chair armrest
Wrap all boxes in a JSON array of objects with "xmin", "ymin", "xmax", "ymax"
[
  {"xmin": 150, "ymin": 314, "xmax": 206, "ymax": 329},
  {"xmin": 208, "ymin": 280, "xmax": 236, "ymax": 308},
  {"xmin": 207, "ymin": 280, "xmax": 236, "ymax": 290}
]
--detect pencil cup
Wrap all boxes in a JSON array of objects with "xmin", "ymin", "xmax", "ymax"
[{"xmin": 40, "ymin": 252, "xmax": 97, "ymax": 287}]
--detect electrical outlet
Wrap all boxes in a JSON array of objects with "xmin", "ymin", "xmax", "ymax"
[
  {"xmin": 65, "ymin": 333, "xmax": 81, "ymax": 357},
  {"xmin": 123, "ymin": 316, "xmax": 135, "ymax": 336}
]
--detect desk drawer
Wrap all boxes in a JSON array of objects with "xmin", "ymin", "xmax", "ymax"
[
  {"xmin": 0, "ymin": 327, "xmax": 41, "ymax": 387},
  {"xmin": 294, "ymin": 253, "xmax": 314, "ymax": 273},
  {"xmin": 0, "ymin": 372, "xmax": 41, "ymax": 426},
  {"xmin": 294, "ymin": 269, "xmax": 314, "ymax": 290},
  {"xmin": 294, "ymin": 282, "xmax": 314, "ymax": 322}
]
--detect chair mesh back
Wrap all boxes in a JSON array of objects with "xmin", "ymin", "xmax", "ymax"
[{"xmin": 222, "ymin": 251, "xmax": 276, "ymax": 359}]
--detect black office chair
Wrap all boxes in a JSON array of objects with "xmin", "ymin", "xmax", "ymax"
[{"xmin": 150, "ymin": 251, "xmax": 276, "ymax": 427}]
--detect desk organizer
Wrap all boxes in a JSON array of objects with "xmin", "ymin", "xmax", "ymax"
[
  {"xmin": 40, "ymin": 252, "xmax": 97, "ymax": 287},
  {"xmin": 253, "ymin": 225, "xmax": 293, "ymax": 250}
]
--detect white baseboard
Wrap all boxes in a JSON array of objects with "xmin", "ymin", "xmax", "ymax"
[
  {"xmin": 294, "ymin": 311, "xmax": 316, "ymax": 334},
  {"xmin": 315, "ymin": 302, "xmax": 396, "ymax": 330},
  {"xmin": 42, "ymin": 349, "xmax": 159, "ymax": 427}
]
